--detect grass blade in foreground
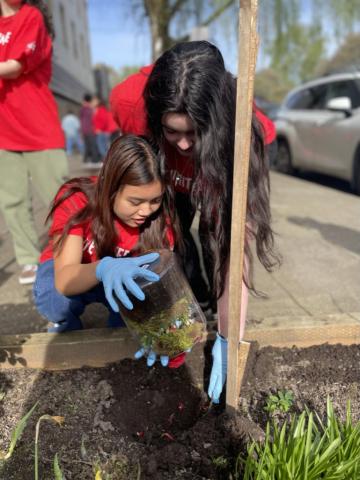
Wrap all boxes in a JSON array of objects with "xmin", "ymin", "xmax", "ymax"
[
  {"xmin": 34, "ymin": 414, "xmax": 64, "ymax": 480},
  {"xmin": 0, "ymin": 402, "xmax": 38, "ymax": 461},
  {"xmin": 53, "ymin": 453, "xmax": 64, "ymax": 480}
]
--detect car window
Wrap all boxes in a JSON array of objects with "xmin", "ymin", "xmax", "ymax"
[
  {"xmin": 286, "ymin": 84, "xmax": 327, "ymax": 110},
  {"xmin": 307, "ymin": 84, "xmax": 328, "ymax": 109},
  {"xmin": 324, "ymin": 80, "xmax": 360, "ymax": 109},
  {"xmin": 286, "ymin": 89, "xmax": 311, "ymax": 109}
]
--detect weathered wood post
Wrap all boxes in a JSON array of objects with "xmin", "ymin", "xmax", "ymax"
[{"xmin": 226, "ymin": 0, "xmax": 259, "ymax": 413}]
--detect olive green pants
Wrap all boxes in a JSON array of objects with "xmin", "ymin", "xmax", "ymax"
[{"xmin": 0, "ymin": 149, "xmax": 69, "ymax": 266}]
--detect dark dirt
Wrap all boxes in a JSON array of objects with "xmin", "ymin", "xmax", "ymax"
[{"xmin": 0, "ymin": 342, "xmax": 360, "ymax": 479}]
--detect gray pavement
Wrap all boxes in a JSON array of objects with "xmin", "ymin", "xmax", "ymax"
[
  {"xmin": 0, "ymin": 158, "xmax": 359, "ymax": 336},
  {"xmin": 247, "ymin": 172, "xmax": 360, "ymax": 329}
]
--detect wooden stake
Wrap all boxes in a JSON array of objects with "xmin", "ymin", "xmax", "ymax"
[{"xmin": 226, "ymin": 0, "xmax": 259, "ymax": 413}]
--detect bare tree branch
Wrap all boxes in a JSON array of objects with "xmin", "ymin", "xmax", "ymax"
[
  {"xmin": 200, "ymin": 0, "xmax": 235, "ymax": 27},
  {"xmin": 169, "ymin": 0, "xmax": 189, "ymax": 17}
]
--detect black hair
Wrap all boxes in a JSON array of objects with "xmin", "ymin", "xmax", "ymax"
[
  {"xmin": 145, "ymin": 41, "xmax": 280, "ymax": 297},
  {"xmin": 24, "ymin": 1, "xmax": 55, "ymax": 38},
  {"xmin": 83, "ymin": 93, "xmax": 93, "ymax": 103}
]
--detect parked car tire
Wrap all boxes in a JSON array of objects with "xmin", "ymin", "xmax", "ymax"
[
  {"xmin": 352, "ymin": 149, "xmax": 360, "ymax": 195},
  {"xmin": 275, "ymin": 138, "xmax": 294, "ymax": 174}
]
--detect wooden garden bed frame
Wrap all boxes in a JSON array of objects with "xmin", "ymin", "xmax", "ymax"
[{"xmin": 1, "ymin": 321, "xmax": 359, "ymax": 373}]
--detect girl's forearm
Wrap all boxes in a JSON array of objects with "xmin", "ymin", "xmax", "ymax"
[
  {"xmin": 217, "ymin": 277, "xmax": 248, "ymax": 341},
  {"xmin": 0, "ymin": 59, "xmax": 23, "ymax": 79},
  {"xmin": 54, "ymin": 262, "xmax": 100, "ymax": 296},
  {"xmin": 217, "ymin": 258, "xmax": 249, "ymax": 341}
]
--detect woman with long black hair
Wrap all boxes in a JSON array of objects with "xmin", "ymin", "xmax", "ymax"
[
  {"xmin": 145, "ymin": 41, "xmax": 280, "ymax": 402},
  {"xmin": 111, "ymin": 41, "xmax": 280, "ymax": 403}
]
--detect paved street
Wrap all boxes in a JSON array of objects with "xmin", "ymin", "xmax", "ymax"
[{"xmin": 0, "ymin": 158, "xmax": 359, "ymax": 336}]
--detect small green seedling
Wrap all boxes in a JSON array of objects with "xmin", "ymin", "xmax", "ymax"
[
  {"xmin": 264, "ymin": 390, "xmax": 294, "ymax": 414},
  {"xmin": 212, "ymin": 455, "xmax": 228, "ymax": 469}
]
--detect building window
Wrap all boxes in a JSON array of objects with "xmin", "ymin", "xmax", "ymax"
[
  {"xmin": 80, "ymin": 33, "xmax": 86, "ymax": 66},
  {"xmin": 71, "ymin": 21, "xmax": 78, "ymax": 58},
  {"xmin": 59, "ymin": 3, "xmax": 68, "ymax": 48}
]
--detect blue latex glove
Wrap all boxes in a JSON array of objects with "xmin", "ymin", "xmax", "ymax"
[
  {"xmin": 208, "ymin": 333, "xmax": 228, "ymax": 404},
  {"xmin": 95, "ymin": 253, "xmax": 160, "ymax": 311},
  {"xmin": 134, "ymin": 347, "xmax": 169, "ymax": 367}
]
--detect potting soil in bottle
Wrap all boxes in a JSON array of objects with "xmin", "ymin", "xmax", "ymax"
[{"xmin": 117, "ymin": 249, "xmax": 206, "ymax": 358}]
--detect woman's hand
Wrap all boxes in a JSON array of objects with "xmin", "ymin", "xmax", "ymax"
[
  {"xmin": 95, "ymin": 252, "xmax": 160, "ymax": 311},
  {"xmin": 208, "ymin": 333, "xmax": 228, "ymax": 403}
]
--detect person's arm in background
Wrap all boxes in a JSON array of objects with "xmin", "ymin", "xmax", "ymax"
[
  {"xmin": 1, "ymin": 7, "xmax": 51, "ymax": 81},
  {"xmin": 0, "ymin": 59, "xmax": 23, "ymax": 79}
]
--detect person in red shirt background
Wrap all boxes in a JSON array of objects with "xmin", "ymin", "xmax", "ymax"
[
  {"xmin": 111, "ymin": 41, "xmax": 280, "ymax": 403},
  {"xmin": 33, "ymin": 135, "xmax": 182, "ymax": 370},
  {"xmin": 0, "ymin": 0, "xmax": 68, "ymax": 284},
  {"xmin": 80, "ymin": 93, "xmax": 101, "ymax": 166},
  {"xmin": 92, "ymin": 95, "xmax": 110, "ymax": 160}
]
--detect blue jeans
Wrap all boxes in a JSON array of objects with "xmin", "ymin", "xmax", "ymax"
[
  {"xmin": 65, "ymin": 134, "xmax": 83, "ymax": 156},
  {"xmin": 96, "ymin": 132, "xmax": 110, "ymax": 157},
  {"xmin": 33, "ymin": 260, "xmax": 125, "ymax": 332}
]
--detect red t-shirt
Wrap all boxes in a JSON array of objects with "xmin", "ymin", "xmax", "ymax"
[
  {"xmin": 40, "ymin": 178, "xmax": 174, "ymax": 263},
  {"xmin": 164, "ymin": 143, "xmax": 194, "ymax": 194},
  {"xmin": 0, "ymin": 4, "xmax": 65, "ymax": 150},
  {"xmin": 93, "ymin": 105, "xmax": 109, "ymax": 133}
]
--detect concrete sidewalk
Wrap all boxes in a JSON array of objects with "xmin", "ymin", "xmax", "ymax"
[
  {"xmin": 0, "ymin": 158, "xmax": 359, "ymax": 337},
  {"xmin": 247, "ymin": 171, "xmax": 360, "ymax": 334}
]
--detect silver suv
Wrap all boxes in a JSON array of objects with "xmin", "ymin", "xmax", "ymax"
[{"xmin": 274, "ymin": 72, "xmax": 360, "ymax": 194}]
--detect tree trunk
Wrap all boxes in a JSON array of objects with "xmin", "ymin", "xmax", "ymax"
[{"xmin": 144, "ymin": 0, "xmax": 173, "ymax": 60}]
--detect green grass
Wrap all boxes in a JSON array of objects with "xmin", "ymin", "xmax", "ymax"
[{"xmin": 235, "ymin": 398, "xmax": 360, "ymax": 479}]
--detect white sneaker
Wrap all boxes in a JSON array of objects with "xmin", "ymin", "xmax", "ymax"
[
  {"xmin": 84, "ymin": 162, "xmax": 103, "ymax": 169},
  {"xmin": 18, "ymin": 264, "xmax": 38, "ymax": 285}
]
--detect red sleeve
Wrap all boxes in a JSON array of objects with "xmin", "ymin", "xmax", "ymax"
[
  {"xmin": 107, "ymin": 111, "xmax": 118, "ymax": 133},
  {"xmin": 109, "ymin": 67, "xmax": 152, "ymax": 135},
  {"xmin": 165, "ymin": 223, "xmax": 175, "ymax": 250},
  {"xmin": 254, "ymin": 106, "xmax": 276, "ymax": 145},
  {"xmin": 48, "ymin": 190, "xmax": 87, "ymax": 238},
  {"xmin": 10, "ymin": 7, "xmax": 51, "ymax": 74}
]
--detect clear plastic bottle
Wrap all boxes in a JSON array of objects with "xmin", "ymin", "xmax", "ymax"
[{"xmin": 118, "ymin": 249, "xmax": 207, "ymax": 358}]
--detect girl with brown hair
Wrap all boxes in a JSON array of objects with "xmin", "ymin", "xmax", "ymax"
[{"xmin": 33, "ymin": 135, "xmax": 180, "ymax": 351}]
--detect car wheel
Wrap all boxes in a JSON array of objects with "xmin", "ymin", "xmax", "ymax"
[
  {"xmin": 352, "ymin": 151, "xmax": 360, "ymax": 195},
  {"xmin": 275, "ymin": 139, "xmax": 294, "ymax": 174}
]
